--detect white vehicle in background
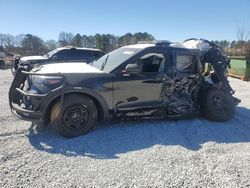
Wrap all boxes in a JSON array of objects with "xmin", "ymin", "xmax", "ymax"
[{"xmin": 15, "ymin": 46, "xmax": 104, "ymax": 73}]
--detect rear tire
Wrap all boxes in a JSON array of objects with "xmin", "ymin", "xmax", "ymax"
[
  {"xmin": 200, "ymin": 88, "xmax": 235, "ymax": 122},
  {"xmin": 51, "ymin": 94, "xmax": 97, "ymax": 138}
]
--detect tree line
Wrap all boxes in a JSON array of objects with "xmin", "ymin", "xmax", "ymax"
[
  {"xmin": 211, "ymin": 40, "xmax": 250, "ymax": 57},
  {"xmin": 0, "ymin": 32, "xmax": 249, "ymax": 57},
  {"xmin": 0, "ymin": 32, "xmax": 154, "ymax": 56}
]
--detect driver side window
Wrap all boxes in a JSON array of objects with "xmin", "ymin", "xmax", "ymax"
[{"xmin": 135, "ymin": 53, "xmax": 166, "ymax": 73}]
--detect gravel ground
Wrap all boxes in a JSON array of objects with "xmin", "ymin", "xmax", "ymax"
[{"xmin": 0, "ymin": 69, "xmax": 250, "ymax": 187}]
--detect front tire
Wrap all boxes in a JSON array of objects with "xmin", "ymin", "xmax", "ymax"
[
  {"xmin": 51, "ymin": 95, "xmax": 97, "ymax": 138},
  {"xmin": 200, "ymin": 88, "xmax": 235, "ymax": 122}
]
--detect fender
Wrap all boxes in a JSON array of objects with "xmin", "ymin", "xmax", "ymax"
[{"xmin": 40, "ymin": 86, "xmax": 111, "ymax": 123}]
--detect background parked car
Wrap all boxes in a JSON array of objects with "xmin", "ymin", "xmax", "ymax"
[{"xmin": 14, "ymin": 46, "xmax": 104, "ymax": 73}]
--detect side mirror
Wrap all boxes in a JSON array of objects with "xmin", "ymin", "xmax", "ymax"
[{"xmin": 125, "ymin": 64, "xmax": 139, "ymax": 73}]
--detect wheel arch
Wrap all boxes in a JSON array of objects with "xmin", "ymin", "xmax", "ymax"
[{"xmin": 42, "ymin": 88, "xmax": 110, "ymax": 124}]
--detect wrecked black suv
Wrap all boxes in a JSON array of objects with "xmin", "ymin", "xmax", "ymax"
[{"xmin": 9, "ymin": 39, "xmax": 240, "ymax": 137}]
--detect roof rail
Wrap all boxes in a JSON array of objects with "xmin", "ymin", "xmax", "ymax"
[
  {"xmin": 155, "ymin": 40, "xmax": 171, "ymax": 46},
  {"xmin": 136, "ymin": 40, "xmax": 172, "ymax": 46},
  {"xmin": 137, "ymin": 41, "xmax": 155, "ymax": 44},
  {"xmin": 64, "ymin": 46, "xmax": 76, "ymax": 49}
]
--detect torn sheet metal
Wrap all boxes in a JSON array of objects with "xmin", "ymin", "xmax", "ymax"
[
  {"xmin": 160, "ymin": 74, "xmax": 202, "ymax": 116},
  {"xmin": 182, "ymin": 38, "xmax": 232, "ymax": 92}
]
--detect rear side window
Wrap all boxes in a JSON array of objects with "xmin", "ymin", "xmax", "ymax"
[
  {"xmin": 73, "ymin": 50, "xmax": 103, "ymax": 62},
  {"xmin": 74, "ymin": 50, "xmax": 93, "ymax": 62},
  {"xmin": 176, "ymin": 53, "xmax": 197, "ymax": 73},
  {"xmin": 51, "ymin": 49, "xmax": 100, "ymax": 63}
]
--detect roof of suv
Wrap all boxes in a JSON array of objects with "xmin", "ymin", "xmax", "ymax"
[{"xmin": 123, "ymin": 42, "xmax": 201, "ymax": 53}]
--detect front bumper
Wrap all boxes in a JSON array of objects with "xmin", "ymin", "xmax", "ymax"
[
  {"xmin": 9, "ymin": 68, "xmax": 66, "ymax": 121},
  {"xmin": 11, "ymin": 103, "xmax": 43, "ymax": 120}
]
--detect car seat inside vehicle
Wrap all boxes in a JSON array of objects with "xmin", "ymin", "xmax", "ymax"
[{"xmin": 138, "ymin": 53, "xmax": 165, "ymax": 73}]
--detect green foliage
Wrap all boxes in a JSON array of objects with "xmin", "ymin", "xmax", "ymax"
[
  {"xmin": 0, "ymin": 31, "xmax": 155, "ymax": 55},
  {"xmin": 71, "ymin": 33, "xmax": 82, "ymax": 47},
  {"xmin": 117, "ymin": 32, "xmax": 154, "ymax": 47},
  {"xmin": 0, "ymin": 31, "xmax": 249, "ymax": 57}
]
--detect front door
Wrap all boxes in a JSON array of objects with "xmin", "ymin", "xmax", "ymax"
[{"xmin": 113, "ymin": 49, "xmax": 170, "ymax": 113}]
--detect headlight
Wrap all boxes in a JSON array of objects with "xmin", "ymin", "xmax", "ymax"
[{"xmin": 29, "ymin": 75, "xmax": 63, "ymax": 86}]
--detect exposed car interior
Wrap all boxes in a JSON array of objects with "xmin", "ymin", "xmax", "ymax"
[{"xmin": 136, "ymin": 53, "xmax": 165, "ymax": 73}]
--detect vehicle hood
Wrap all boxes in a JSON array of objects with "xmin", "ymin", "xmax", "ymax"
[
  {"xmin": 20, "ymin": 55, "xmax": 47, "ymax": 61},
  {"xmin": 33, "ymin": 63, "xmax": 103, "ymax": 74}
]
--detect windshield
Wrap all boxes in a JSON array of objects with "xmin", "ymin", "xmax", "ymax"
[
  {"xmin": 43, "ymin": 49, "xmax": 59, "ymax": 58},
  {"xmin": 91, "ymin": 47, "xmax": 144, "ymax": 72}
]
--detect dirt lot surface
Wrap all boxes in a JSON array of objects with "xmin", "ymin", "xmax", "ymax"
[{"xmin": 1, "ymin": 69, "xmax": 250, "ymax": 187}]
